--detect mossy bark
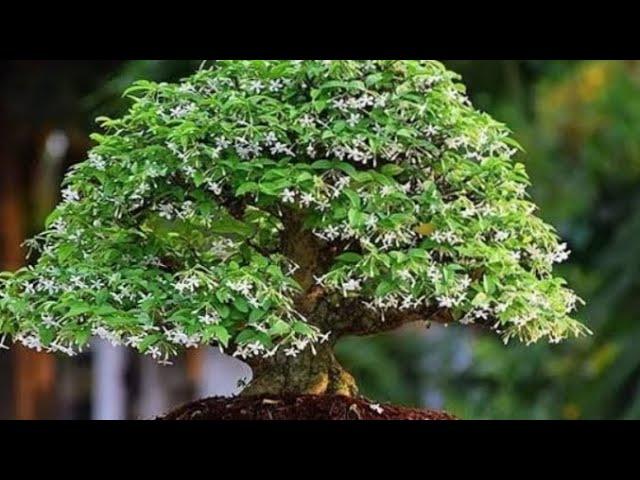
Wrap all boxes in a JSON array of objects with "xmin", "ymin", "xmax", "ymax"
[{"xmin": 242, "ymin": 343, "xmax": 358, "ymax": 397}]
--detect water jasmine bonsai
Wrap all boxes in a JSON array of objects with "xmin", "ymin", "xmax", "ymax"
[{"xmin": 0, "ymin": 61, "xmax": 588, "ymax": 419}]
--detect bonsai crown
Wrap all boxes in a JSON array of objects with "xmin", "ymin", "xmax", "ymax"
[{"xmin": 0, "ymin": 61, "xmax": 588, "ymax": 364}]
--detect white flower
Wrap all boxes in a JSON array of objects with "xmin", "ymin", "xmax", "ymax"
[
  {"xmin": 457, "ymin": 275, "xmax": 472, "ymax": 291},
  {"xmin": 165, "ymin": 327, "xmax": 201, "ymax": 348},
  {"xmin": 334, "ymin": 176, "xmax": 351, "ymax": 191},
  {"xmin": 215, "ymin": 137, "xmax": 231, "ymax": 149},
  {"xmin": 93, "ymin": 326, "xmax": 122, "ymax": 346},
  {"xmin": 284, "ymin": 346, "xmax": 299, "ymax": 357},
  {"xmin": 38, "ymin": 278, "xmax": 58, "ymax": 295},
  {"xmin": 437, "ymin": 295, "xmax": 456, "ymax": 309},
  {"xmin": 179, "ymin": 201, "xmax": 195, "ymax": 219},
  {"xmin": 360, "ymin": 94, "xmax": 375, "ymax": 108},
  {"xmin": 332, "ymin": 98, "xmax": 349, "ymax": 111},
  {"xmin": 175, "ymin": 276, "xmax": 200, "ymax": 294},
  {"xmin": 494, "ymin": 303, "xmax": 509, "ymax": 314},
  {"xmin": 317, "ymin": 331, "xmax": 331, "ymax": 343},
  {"xmin": 207, "ymin": 181, "xmax": 223, "ymax": 195},
  {"xmin": 374, "ymin": 94, "xmax": 388, "ymax": 108},
  {"xmin": 365, "ymin": 214, "xmax": 378, "ymax": 230},
  {"xmin": 147, "ymin": 345, "xmax": 162, "ymax": 360},
  {"xmin": 199, "ymin": 312, "xmax": 220, "ymax": 325},
  {"xmin": 269, "ymin": 141, "xmax": 293, "ymax": 156},
  {"xmin": 41, "ymin": 314, "xmax": 58, "ymax": 327},
  {"xmin": 269, "ymin": 79, "xmax": 284, "ymax": 92},
  {"xmin": 461, "ymin": 206, "xmax": 476, "ymax": 218},
  {"xmin": 424, "ymin": 124, "xmax": 439, "ymax": 137},
  {"xmin": 300, "ymin": 193, "xmax": 314, "ymax": 207},
  {"xmin": 380, "ymin": 185, "xmax": 394, "ymax": 197},
  {"xmin": 157, "ymin": 203, "xmax": 175, "ymax": 220},
  {"xmin": 298, "ymin": 114, "xmax": 316, "ymax": 128},
  {"xmin": 495, "ymin": 230, "xmax": 510, "ymax": 242},
  {"xmin": 247, "ymin": 80, "xmax": 264, "ymax": 94},
  {"xmin": 342, "ymin": 278, "xmax": 362, "ymax": 294},
  {"xmin": 281, "ymin": 188, "xmax": 296, "ymax": 204},
  {"xmin": 17, "ymin": 333, "xmax": 43, "ymax": 352},
  {"xmin": 169, "ymin": 103, "xmax": 195, "ymax": 118},
  {"xmin": 70, "ymin": 275, "xmax": 88, "ymax": 289},
  {"xmin": 552, "ymin": 243, "xmax": 570, "ymax": 263},
  {"xmin": 306, "ymin": 144, "xmax": 317, "ymax": 158},
  {"xmin": 178, "ymin": 82, "xmax": 195, "ymax": 93},
  {"xmin": 347, "ymin": 113, "xmax": 361, "ymax": 127},
  {"xmin": 369, "ymin": 403, "xmax": 384, "ymax": 415},
  {"xmin": 62, "ymin": 188, "xmax": 80, "ymax": 203},
  {"xmin": 264, "ymin": 132, "xmax": 278, "ymax": 145},
  {"xmin": 88, "ymin": 153, "xmax": 106, "ymax": 170},
  {"xmin": 227, "ymin": 279, "xmax": 253, "ymax": 296}
]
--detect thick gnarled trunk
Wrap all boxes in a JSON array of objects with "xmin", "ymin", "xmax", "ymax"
[{"xmin": 241, "ymin": 343, "xmax": 357, "ymax": 397}]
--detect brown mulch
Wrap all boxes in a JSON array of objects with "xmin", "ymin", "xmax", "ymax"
[{"xmin": 158, "ymin": 394, "xmax": 457, "ymax": 420}]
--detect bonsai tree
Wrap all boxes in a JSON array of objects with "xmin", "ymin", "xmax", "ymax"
[{"xmin": 0, "ymin": 60, "xmax": 588, "ymax": 418}]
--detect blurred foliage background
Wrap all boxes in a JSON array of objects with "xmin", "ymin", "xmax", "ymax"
[{"xmin": 1, "ymin": 60, "xmax": 639, "ymax": 419}]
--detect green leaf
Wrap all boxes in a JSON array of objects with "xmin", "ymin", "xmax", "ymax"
[
  {"xmin": 268, "ymin": 320, "xmax": 291, "ymax": 337},
  {"xmin": 249, "ymin": 308, "xmax": 267, "ymax": 322},
  {"xmin": 210, "ymin": 326, "xmax": 230, "ymax": 347},
  {"xmin": 218, "ymin": 305, "xmax": 231, "ymax": 319},
  {"xmin": 210, "ymin": 218, "xmax": 255, "ymax": 238},
  {"xmin": 336, "ymin": 252, "xmax": 362, "ymax": 263},
  {"xmin": 140, "ymin": 334, "xmax": 161, "ymax": 351},
  {"xmin": 236, "ymin": 182, "xmax": 259, "ymax": 196},
  {"xmin": 348, "ymin": 208, "xmax": 365, "ymax": 227},
  {"xmin": 64, "ymin": 303, "xmax": 93, "ymax": 318},
  {"xmin": 233, "ymin": 296, "xmax": 249, "ymax": 313},
  {"xmin": 343, "ymin": 189, "xmax": 361, "ymax": 208},
  {"xmin": 375, "ymin": 281, "xmax": 395, "ymax": 297},
  {"xmin": 292, "ymin": 322, "xmax": 315, "ymax": 336},
  {"xmin": 380, "ymin": 164, "xmax": 404, "ymax": 177}
]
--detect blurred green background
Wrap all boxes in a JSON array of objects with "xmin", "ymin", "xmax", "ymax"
[{"xmin": 1, "ymin": 60, "xmax": 638, "ymax": 419}]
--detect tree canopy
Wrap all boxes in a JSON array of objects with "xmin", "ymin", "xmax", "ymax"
[{"xmin": 0, "ymin": 60, "xmax": 587, "ymax": 365}]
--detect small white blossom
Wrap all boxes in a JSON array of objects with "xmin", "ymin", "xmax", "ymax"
[
  {"xmin": 495, "ymin": 230, "xmax": 510, "ymax": 242},
  {"xmin": 247, "ymin": 80, "xmax": 264, "ymax": 94},
  {"xmin": 552, "ymin": 243, "xmax": 570, "ymax": 263},
  {"xmin": 88, "ymin": 153, "xmax": 106, "ymax": 170},
  {"xmin": 347, "ymin": 113, "xmax": 361, "ymax": 127},
  {"xmin": 269, "ymin": 79, "xmax": 284, "ymax": 92},
  {"xmin": 341, "ymin": 278, "xmax": 362, "ymax": 294},
  {"xmin": 281, "ymin": 188, "xmax": 296, "ymax": 204},
  {"xmin": 169, "ymin": 103, "xmax": 195, "ymax": 118},
  {"xmin": 157, "ymin": 203, "xmax": 175, "ymax": 220},
  {"xmin": 207, "ymin": 181, "xmax": 223, "ymax": 195},
  {"xmin": 62, "ymin": 188, "xmax": 80, "ymax": 203},
  {"xmin": 298, "ymin": 114, "xmax": 316, "ymax": 128},
  {"xmin": 199, "ymin": 312, "xmax": 220, "ymax": 325},
  {"xmin": 215, "ymin": 137, "xmax": 231, "ymax": 149}
]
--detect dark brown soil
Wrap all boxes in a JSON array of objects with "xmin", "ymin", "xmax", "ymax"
[{"xmin": 158, "ymin": 394, "xmax": 457, "ymax": 420}]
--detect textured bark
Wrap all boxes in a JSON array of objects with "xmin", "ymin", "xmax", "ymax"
[{"xmin": 242, "ymin": 343, "xmax": 357, "ymax": 397}]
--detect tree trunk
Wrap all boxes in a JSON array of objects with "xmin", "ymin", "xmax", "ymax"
[{"xmin": 241, "ymin": 343, "xmax": 357, "ymax": 397}]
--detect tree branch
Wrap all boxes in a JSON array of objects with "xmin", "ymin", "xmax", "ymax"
[{"xmin": 297, "ymin": 287, "xmax": 456, "ymax": 339}]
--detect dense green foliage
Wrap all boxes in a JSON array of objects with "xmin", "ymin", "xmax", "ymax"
[
  {"xmin": 0, "ymin": 61, "xmax": 585, "ymax": 366},
  {"xmin": 428, "ymin": 60, "xmax": 640, "ymax": 419}
]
